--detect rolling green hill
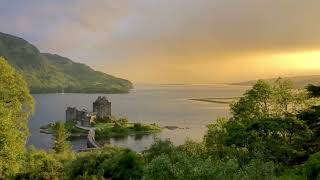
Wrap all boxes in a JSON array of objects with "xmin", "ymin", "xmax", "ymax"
[
  {"xmin": 0, "ymin": 32, "xmax": 133, "ymax": 93},
  {"xmin": 232, "ymin": 75, "xmax": 320, "ymax": 89}
]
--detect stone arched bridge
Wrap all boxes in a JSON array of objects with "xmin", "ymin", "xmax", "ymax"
[{"xmin": 75, "ymin": 125, "xmax": 100, "ymax": 152}]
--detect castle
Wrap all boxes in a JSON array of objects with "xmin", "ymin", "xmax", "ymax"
[{"xmin": 66, "ymin": 96, "xmax": 111, "ymax": 127}]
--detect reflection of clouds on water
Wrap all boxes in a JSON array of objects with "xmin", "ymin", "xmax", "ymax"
[{"xmin": 27, "ymin": 84, "xmax": 248, "ymax": 151}]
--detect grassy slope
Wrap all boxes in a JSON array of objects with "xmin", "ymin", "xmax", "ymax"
[
  {"xmin": 0, "ymin": 32, "xmax": 132, "ymax": 93},
  {"xmin": 43, "ymin": 53, "xmax": 133, "ymax": 93}
]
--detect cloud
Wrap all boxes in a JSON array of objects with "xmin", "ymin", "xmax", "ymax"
[
  {"xmin": 1, "ymin": 0, "xmax": 320, "ymax": 83},
  {"xmin": 106, "ymin": 0, "xmax": 320, "ymax": 57}
]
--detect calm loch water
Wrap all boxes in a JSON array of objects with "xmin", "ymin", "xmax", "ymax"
[{"xmin": 27, "ymin": 84, "xmax": 249, "ymax": 152}]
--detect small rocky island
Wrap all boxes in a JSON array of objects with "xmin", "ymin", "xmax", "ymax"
[{"xmin": 40, "ymin": 96, "xmax": 161, "ymax": 149}]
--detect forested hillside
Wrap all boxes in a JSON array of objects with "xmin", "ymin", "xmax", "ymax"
[{"xmin": 0, "ymin": 32, "xmax": 132, "ymax": 93}]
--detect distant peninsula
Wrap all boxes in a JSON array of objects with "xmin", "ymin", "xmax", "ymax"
[
  {"xmin": 231, "ymin": 75, "xmax": 320, "ymax": 89},
  {"xmin": 0, "ymin": 32, "xmax": 133, "ymax": 93}
]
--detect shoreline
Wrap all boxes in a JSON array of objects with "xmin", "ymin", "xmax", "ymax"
[{"xmin": 39, "ymin": 121, "xmax": 163, "ymax": 149}]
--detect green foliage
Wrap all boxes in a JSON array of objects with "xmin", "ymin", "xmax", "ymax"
[
  {"xmin": 298, "ymin": 106, "xmax": 320, "ymax": 154},
  {"xmin": 278, "ymin": 168, "xmax": 306, "ymax": 180},
  {"xmin": 236, "ymin": 158, "xmax": 277, "ymax": 180},
  {"xmin": 177, "ymin": 138, "xmax": 207, "ymax": 159},
  {"xmin": 143, "ymin": 154, "xmax": 176, "ymax": 180},
  {"xmin": 66, "ymin": 146, "xmax": 144, "ymax": 180},
  {"xmin": 52, "ymin": 122, "xmax": 70, "ymax": 154},
  {"xmin": 96, "ymin": 116, "xmax": 114, "ymax": 123},
  {"xmin": 144, "ymin": 148, "xmax": 277, "ymax": 180},
  {"xmin": 231, "ymin": 80, "xmax": 273, "ymax": 120},
  {"xmin": 16, "ymin": 148, "xmax": 67, "ymax": 180},
  {"xmin": 231, "ymin": 78, "xmax": 310, "ymax": 120},
  {"xmin": 64, "ymin": 122, "xmax": 88, "ymax": 135},
  {"xmin": 0, "ymin": 57, "xmax": 34, "ymax": 177},
  {"xmin": 204, "ymin": 117, "xmax": 238, "ymax": 160},
  {"xmin": 306, "ymin": 84, "xmax": 320, "ymax": 98},
  {"xmin": 0, "ymin": 32, "xmax": 133, "ymax": 94},
  {"xmin": 229, "ymin": 117, "xmax": 310, "ymax": 163},
  {"xmin": 118, "ymin": 117, "xmax": 129, "ymax": 126},
  {"xmin": 143, "ymin": 139, "xmax": 175, "ymax": 162},
  {"xmin": 273, "ymin": 78, "xmax": 295, "ymax": 115},
  {"xmin": 204, "ymin": 118, "xmax": 250, "ymax": 165},
  {"xmin": 304, "ymin": 152, "xmax": 320, "ymax": 180},
  {"xmin": 133, "ymin": 122, "xmax": 159, "ymax": 131},
  {"xmin": 143, "ymin": 152, "xmax": 219, "ymax": 180},
  {"xmin": 95, "ymin": 120, "xmax": 161, "ymax": 139},
  {"xmin": 202, "ymin": 80, "xmax": 320, "ymax": 178},
  {"xmin": 214, "ymin": 79, "xmax": 320, "ymax": 165}
]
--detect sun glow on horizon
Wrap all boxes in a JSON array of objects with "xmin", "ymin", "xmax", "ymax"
[
  {"xmin": 268, "ymin": 50, "xmax": 320, "ymax": 71},
  {"xmin": 176, "ymin": 50, "xmax": 320, "ymax": 84}
]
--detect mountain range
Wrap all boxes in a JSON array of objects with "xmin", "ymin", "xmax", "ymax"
[{"xmin": 0, "ymin": 32, "xmax": 132, "ymax": 93}]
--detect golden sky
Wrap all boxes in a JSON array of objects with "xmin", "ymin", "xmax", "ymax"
[{"xmin": 1, "ymin": 0, "xmax": 320, "ymax": 83}]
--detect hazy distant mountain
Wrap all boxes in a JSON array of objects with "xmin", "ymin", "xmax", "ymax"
[
  {"xmin": 232, "ymin": 75, "xmax": 320, "ymax": 88},
  {"xmin": 0, "ymin": 32, "xmax": 132, "ymax": 93}
]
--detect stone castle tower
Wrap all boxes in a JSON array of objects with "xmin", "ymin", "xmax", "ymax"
[
  {"xmin": 93, "ymin": 96, "xmax": 111, "ymax": 119},
  {"xmin": 66, "ymin": 107, "xmax": 78, "ymax": 123}
]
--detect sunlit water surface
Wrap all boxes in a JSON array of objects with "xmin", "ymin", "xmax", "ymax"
[{"xmin": 27, "ymin": 84, "xmax": 249, "ymax": 152}]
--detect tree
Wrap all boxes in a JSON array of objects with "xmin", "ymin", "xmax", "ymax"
[
  {"xmin": 143, "ymin": 154, "xmax": 176, "ymax": 180},
  {"xmin": 100, "ymin": 149, "xmax": 144, "ymax": 180},
  {"xmin": 231, "ymin": 79, "xmax": 310, "ymax": 120},
  {"xmin": 304, "ymin": 152, "xmax": 320, "ymax": 180},
  {"xmin": 297, "ymin": 105, "xmax": 320, "ymax": 154},
  {"xmin": 67, "ymin": 146, "xmax": 144, "ymax": 180},
  {"xmin": 143, "ymin": 139, "xmax": 175, "ymax": 162},
  {"xmin": 231, "ymin": 80, "xmax": 273, "ymax": 120},
  {"xmin": 143, "ymin": 151, "xmax": 277, "ymax": 180},
  {"xmin": 272, "ymin": 78, "xmax": 294, "ymax": 115},
  {"xmin": 204, "ymin": 117, "xmax": 237, "ymax": 160},
  {"xmin": 52, "ymin": 122, "xmax": 70, "ymax": 154},
  {"xmin": 178, "ymin": 138, "xmax": 207, "ymax": 159},
  {"xmin": 16, "ymin": 148, "xmax": 64, "ymax": 180},
  {"xmin": 206, "ymin": 80, "xmax": 315, "ymax": 165},
  {"xmin": 240, "ymin": 116, "xmax": 310, "ymax": 164},
  {"xmin": 230, "ymin": 78, "xmax": 316, "ymax": 121},
  {"xmin": 306, "ymin": 84, "xmax": 320, "ymax": 98},
  {"xmin": 236, "ymin": 158, "xmax": 276, "ymax": 180},
  {"xmin": 0, "ymin": 57, "xmax": 34, "ymax": 177},
  {"xmin": 143, "ymin": 152, "xmax": 224, "ymax": 180},
  {"xmin": 273, "ymin": 78, "xmax": 311, "ymax": 116}
]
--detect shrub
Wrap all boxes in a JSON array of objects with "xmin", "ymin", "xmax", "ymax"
[
  {"xmin": 143, "ymin": 139, "xmax": 175, "ymax": 162},
  {"xmin": 66, "ymin": 146, "xmax": 144, "ymax": 180},
  {"xmin": 304, "ymin": 152, "xmax": 320, "ymax": 180},
  {"xmin": 16, "ymin": 149, "xmax": 65, "ymax": 180}
]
